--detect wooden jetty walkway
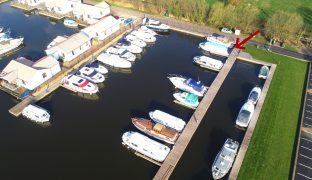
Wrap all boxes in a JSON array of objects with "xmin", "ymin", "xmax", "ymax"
[{"xmin": 153, "ymin": 48, "xmax": 241, "ymax": 180}]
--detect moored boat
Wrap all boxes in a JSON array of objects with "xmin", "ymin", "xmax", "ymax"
[
  {"xmin": 212, "ymin": 138, "xmax": 239, "ymax": 179},
  {"xmin": 193, "ymin": 56, "xmax": 223, "ymax": 71},
  {"xmin": 106, "ymin": 46, "xmax": 136, "ymax": 62},
  {"xmin": 122, "ymin": 131, "xmax": 170, "ymax": 162},
  {"xmin": 199, "ymin": 41, "xmax": 231, "ymax": 57},
  {"xmin": 115, "ymin": 39, "xmax": 142, "ymax": 54},
  {"xmin": 76, "ymin": 66, "xmax": 105, "ymax": 83},
  {"xmin": 167, "ymin": 74, "xmax": 207, "ymax": 97},
  {"xmin": 0, "ymin": 37, "xmax": 24, "ymax": 56},
  {"xmin": 123, "ymin": 34, "xmax": 147, "ymax": 48},
  {"xmin": 97, "ymin": 52, "xmax": 132, "ymax": 68},
  {"xmin": 131, "ymin": 117, "xmax": 179, "ymax": 144},
  {"xmin": 62, "ymin": 74, "xmax": 98, "ymax": 94},
  {"xmin": 64, "ymin": 18, "xmax": 78, "ymax": 28},
  {"xmin": 258, "ymin": 65, "xmax": 269, "ymax": 79},
  {"xmin": 235, "ymin": 100, "xmax": 255, "ymax": 128},
  {"xmin": 22, "ymin": 104, "xmax": 50, "ymax": 123},
  {"xmin": 131, "ymin": 30, "xmax": 156, "ymax": 43},
  {"xmin": 142, "ymin": 17, "xmax": 170, "ymax": 33},
  {"xmin": 86, "ymin": 62, "xmax": 108, "ymax": 74},
  {"xmin": 138, "ymin": 26, "xmax": 158, "ymax": 36},
  {"xmin": 206, "ymin": 34, "xmax": 234, "ymax": 48},
  {"xmin": 248, "ymin": 86, "xmax": 262, "ymax": 104},
  {"xmin": 173, "ymin": 92, "xmax": 199, "ymax": 109},
  {"xmin": 149, "ymin": 110, "xmax": 185, "ymax": 132}
]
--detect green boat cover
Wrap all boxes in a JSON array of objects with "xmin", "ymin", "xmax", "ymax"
[{"xmin": 186, "ymin": 93, "xmax": 198, "ymax": 104}]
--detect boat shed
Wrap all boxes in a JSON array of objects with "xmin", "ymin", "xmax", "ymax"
[
  {"xmin": 45, "ymin": 32, "xmax": 91, "ymax": 62},
  {"xmin": 0, "ymin": 56, "xmax": 61, "ymax": 90},
  {"xmin": 73, "ymin": 2, "xmax": 110, "ymax": 24},
  {"xmin": 81, "ymin": 15, "xmax": 120, "ymax": 41}
]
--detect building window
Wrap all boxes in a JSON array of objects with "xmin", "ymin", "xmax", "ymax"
[
  {"xmin": 42, "ymin": 72, "xmax": 47, "ymax": 78},
  {"xmin": 72, "ymin": 51, "xmax": 75, "ymax": 56}
]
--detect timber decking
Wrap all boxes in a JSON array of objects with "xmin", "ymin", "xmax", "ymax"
[{"xmin": 153, "ymin": 48, "xmax": 241, "ymax": 180}]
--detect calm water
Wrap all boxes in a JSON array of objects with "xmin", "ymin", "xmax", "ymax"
[{"xmin": 0, "ymin": 3, "xmax": 262, "ymax": 180}]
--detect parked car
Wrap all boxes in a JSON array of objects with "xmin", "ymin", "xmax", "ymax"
[{"xmin": 221, "ymin": 27, "xmax": 233, "ymax": 34}]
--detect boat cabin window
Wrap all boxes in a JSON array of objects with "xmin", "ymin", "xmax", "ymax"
[{"xmin": 78, "ymin": 79, "xmax": 84, "ymax": 83}]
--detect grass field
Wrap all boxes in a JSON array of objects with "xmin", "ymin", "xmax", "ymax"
[{"xmin": 237, "ymin": 45, "xmax": 308, "ymax": 179}]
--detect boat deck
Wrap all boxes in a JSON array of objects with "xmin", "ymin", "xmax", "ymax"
[{"xmin": 153, "ymin": 48, "xmax": 241, "ymax": 180}]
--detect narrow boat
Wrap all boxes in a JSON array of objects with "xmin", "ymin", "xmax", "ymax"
[
  {"xmin": 131, "ymin": 30, "xmax": 156, "ymax": 43},
  {"xmin": 22, "ymin": 104, "xmax": 50, "ymax": 123},
  {"xmin": 62, "ymin": 74, "xmax": 98, "ymax": 94},
  {"xmin": 138, "ymin": 26, "xmax": 157, "ymax": 36},
  {"xmin": 76, "ymin": 67, "xmax": 105, "ymax": 83},
  {"xmin": 0, "ymin": 37, "xmax": 24, "ymax": 56},
  {"xmin": 212, "ymin": 138, "xmax": 239, "ymax": 179},
  {"xmin": 142, "ymin": 17, "xmax": 170, "ymax": 33},
  {"xmin": 86, "ymin": 62, "xmax": 108, "ymax": 74},
  {"xmin": 248, "ymin": 86, "xmax": 262, "ymax": 104},
  {"xmin": 97, "ymin": 52, "xmax": 132, "ymax": 68},
  {"xmin": 122, "ymin": 131, "xmax": 170, "ymax": 162},
  {"xmin": 64, "ymin": 18, "xmax": 78, "ymax": 28},
  {"xmin": 206, "ymin": 34, "xmax": 233, "ymax": 48},
  {"xmin": 149, "ymin": 110, "xmax": 185, "ymax": 132},
  {"xmin": 199, "ymin": 41, "xmax": 231, "ymax": 57},
  {"xmin": 131, "ymin": 117, "xmax": 179, "ymax": 144},
  {"xmin": 258, "ymin": 66, "xmax": 269, "ymax": 79},
  {"xmin": 123, "ymin": 34, "xmax": 147, "ymax": 48},
  {"xmin": 173, "ymin": 92, "xmax": 199, "ymax": 109},
  {"xmin": 115, "ymin": 39, "xmax": 142, "ymax": 54},
  {"xmin": 167, "ymin": 74, "xmax": 207, "ymax": 97},
  {"xmin": 193, "ymin": 56, "xmax": 223, "ymax": 71},
  {"xmin": 235, "ymin": 100, "xmax": 255, "ymax": 128}
]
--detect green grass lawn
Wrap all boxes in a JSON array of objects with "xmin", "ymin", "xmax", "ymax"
[{"xmin": 237, "ymin": 45, "xmax": 308, "ymax": 179}]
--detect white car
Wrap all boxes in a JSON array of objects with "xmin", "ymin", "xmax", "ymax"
[{"xmin": 221, "ymin": 27, "xmax": 233, "ymax": 34}]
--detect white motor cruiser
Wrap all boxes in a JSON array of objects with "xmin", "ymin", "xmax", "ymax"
[
  {"xmin": 76, "ymin": 67, "xmax": 105, "ymax": 83},
  {"xmin": 22, "ymin": 104, "xmax": 50, "ymax": 123},
  {"xmin": 248, "ymin": 86, "xmax": 262, "ymax": 104},
  {"xmin": 206, "ymin": 34, "xmax": 234, "ymax": 48},
  {"xmin": 173, "ymin": 92, "xmax": 199, "ymax": 109},
  {"xmin": 258, "ymin": 66, "xmax": 269, "ymax": 79},
  {"xmin": 122, "ymin": 131, "xmax": 170, "ymax": 162},
  {"xmin": 106, "ymin": 46, "xmax": 136, "ymax": 62},
  {"xmin": 236, "ymin": 100, "xmax": 255, "ymax": 128},
  {"xmin": 149, "ymin": 110, "xmax": 185, "ymax": 132},
  {"xmin": 62, "ymin": 74, "xmax": 98, "ymax": 94},
  {"xmin": 97, "ymin": 52, "xmax": 132, "ymax": 69},
  {"xmin": 138, "ymin": 26, "xmax": 158, "ymax": 36},
  {"xmin": 0, "ymin": 37, "xmax": 24, "ymax": 56},
  {"xmin": 131, "ymin": 30, "xmax": 156, "ymax": 43},
  {"xmin": 86, "ymin": 62, "xmax": 108, "ymax": 74},
  {"xmin": 124, "ymin": 34, "xmax": 147, "ymax": 48},
  {"xmin": 115, "ymin": 40, "xmax": 142, "ymax": 54},
  {"xmin": 199, "ymin": 41, "xmax": 231, "ymax": 57},
  {"xmin": 212, "ymin": 138, "xmax": 239, "ymax": 179},
  {"xmin": 168, "ymin": 74, "xmax": 207, "ymax": 97},
  {"xmin": 193, "ymin": 56, "xmax": 223, "ymax": 71},
  {"xmin": 142, "ymin": 17, "xmax": 170, "ymax": 33}
]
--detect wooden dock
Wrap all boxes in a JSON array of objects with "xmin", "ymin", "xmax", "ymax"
[{"xmin": 153, "ymin": 49, "xmax": 241, "ymax": 180}]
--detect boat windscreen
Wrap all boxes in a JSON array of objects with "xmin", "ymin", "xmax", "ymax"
[
  {"xmin": 238, "ymin": 110, "xmax": 251, "ymax": 123},
  {"xmin": 249, "ymin": 91, "xmax": 258, "ymax": 102},
  {"xmin": 186, "ymin": 93, "xmax": 198, "ymax": 104},
  {"xmin": 89, "ymin": 70, "xmax": 97, "ymax": 77},
  {"xmin": 186, "ymin": 79, "xmax": 204, "ymax": 91}
]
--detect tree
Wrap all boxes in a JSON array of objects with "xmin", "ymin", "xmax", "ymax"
[
  {"xmin": 208, "ymin": 2, "xmax": 225, "ymax": 27},
  {"xmin": 236, "ymin": 3, "xmax": 260, "ymax": 33},
  {"xmin": 265, "ymin": 11, "xmax": 304, "ymax": 44}
]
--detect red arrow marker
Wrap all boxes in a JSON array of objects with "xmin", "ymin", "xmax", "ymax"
[{"xmin": 235, "ymin": 29, "xmax": 260, "ymax": 50}]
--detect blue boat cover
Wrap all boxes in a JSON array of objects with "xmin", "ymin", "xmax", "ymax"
[
  {"xmin": 119, "ymin": 38, "xmax": 130, "ymax": 45},
  {"xmin": 186, "ymin": 79, "xmax": 204, "ymax": 92}
]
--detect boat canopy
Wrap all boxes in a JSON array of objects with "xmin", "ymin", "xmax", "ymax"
[
  {"xmin": 186, "ymin": 79, "xmax": 204, "ymax": 92},
  {"xmin": 186, "ymin": 93, "xmax": 198, "ymax": 104},
  {"xmin": 260, "ymin": 66, "xmax": 269, "ymax": 76}
]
